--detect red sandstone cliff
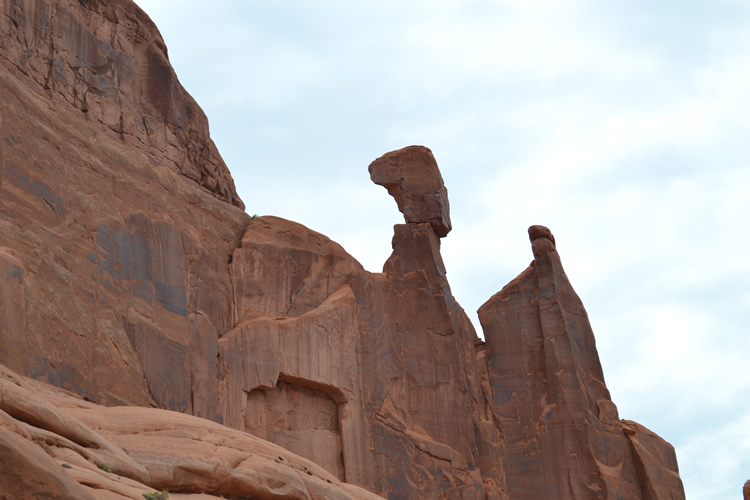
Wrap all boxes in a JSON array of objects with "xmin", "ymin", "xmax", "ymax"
[{"xmin": 0, "ymin": 0, "xmax": 685, "ymax": 498}]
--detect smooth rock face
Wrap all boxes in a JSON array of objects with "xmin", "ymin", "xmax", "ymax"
[
  {"xmin": 0, "ymin": 0, "xmax": 686, "ymax": 498},
  {"xmin": 230, "ymin": 216, "xmax": 364, "ymax": 320},
  {"xmin": 369, "ymin": 145, "xmax": 452, "ymax": 237},
  {"xmin": 622, "ymin": 420, "xmax": 686, "ymax": 499},
  {"xmin": 478, "ymin": 226, "xmax": 686, "ymax": 499}
]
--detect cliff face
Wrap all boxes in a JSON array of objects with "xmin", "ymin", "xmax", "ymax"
[
  {"xmin": 0, "ymin": 1, "xmax": 685, "ymax": 499},
  {"xmin": 0, "ymin": 0, "xmax": 248, "ymax": 413}
]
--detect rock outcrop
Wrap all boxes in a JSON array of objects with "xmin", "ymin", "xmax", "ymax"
[
  {"xmin": 0, "ymin": 0, "xmax": 686, "ymax": 498},
  {"xmin": 478, "ymin": 226, "xmax": 684, "ymax": 499},
  {"xmin": 0, "ymin": 0, "xmax": 249, "ymax": 413},
  {"xmin": 0, "ymin": 0, "xmax": 242, "ymax": 208},
  {"xmin": 369, "ymin": 145, "xmax": 452, "ymax": 237},
  {"xmin": 0, "ymin": 364, "xmax": 382, "ymax": 499}
]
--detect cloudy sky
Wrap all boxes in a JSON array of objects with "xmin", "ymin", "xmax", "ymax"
[{"xmin": 133, "ymin": 1, "xmax": 749, "ymax": 498}]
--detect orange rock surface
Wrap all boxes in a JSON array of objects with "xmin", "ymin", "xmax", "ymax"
[{"xmin": 0, "ymin": 0, "xmax": 686, "ymax": 498}]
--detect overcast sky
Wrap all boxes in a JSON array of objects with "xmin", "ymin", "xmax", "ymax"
[{"xmin": 133, "ymin": 1, "xmax": 749, "ymax": 498}]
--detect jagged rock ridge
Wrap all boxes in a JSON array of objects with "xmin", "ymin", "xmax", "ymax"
[{"xmin": 0, "ymin": 0, "xmax": 686, "ymax": 498}]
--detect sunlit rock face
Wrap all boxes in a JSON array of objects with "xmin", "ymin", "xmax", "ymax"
[{"xmin": 0, "ymin": 0, "xmax": 685, "ymax": 498}]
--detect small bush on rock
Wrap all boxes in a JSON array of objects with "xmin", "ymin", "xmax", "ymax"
[{"xmin": 143, "ymin": 492, "xmax": 169, "ymax": 500}]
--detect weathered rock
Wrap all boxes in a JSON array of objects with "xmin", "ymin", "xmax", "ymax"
[
  {"xmin": 0, "ymin": 0, "xmax": 242, "ymax": 208},
  {"xmin": 219, "ymin": 282, "xmax": 361, "ymax": 482},
  {"xmin": 0, "ymin": 0, "xmax": 249, "ymax": 412},
  {"xmin": 345, "ymin": 220, "xmax": 507, "ymax": 498},
  {"xmin": 0, "ymin": 0, "xmax": 686, "ymax": 497},
  {"xmin": 478, "ymin": 226, "xmax": 686, "ymax": 499},
  {"xmin": 224, "ymin": 180, "xmax": 505, "ymax": 498},
  {"xmin": 0, "ymin": 364, "xmax": 383, "ymax": 499},
  {"xmin": 230, "ymin": 216, "xmax": 364, "ymax": 320},
  {"xmin": 369, "ymin": 145, "xmax": 452, "ymax": 237},
  {"xmin": 744, "ymin": 479, "xmax": 750, "ymax": 500},
  {"xmin": 622, "ymin": 420, "xmax": 685, "ymax": 499}
]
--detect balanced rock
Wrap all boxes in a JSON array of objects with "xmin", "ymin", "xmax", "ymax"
[{"xmin": 369, "ymin": 145, "xmax": 452, "ymax": 237}]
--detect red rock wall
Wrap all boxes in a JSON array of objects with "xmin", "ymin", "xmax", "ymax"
[
  {"xmin": 0, "ymin": 0, "xmax": 243, "ymax": 208},
  {"xmin": 0, "ymin": 0, "xmax": 249, "ymax": 411}
]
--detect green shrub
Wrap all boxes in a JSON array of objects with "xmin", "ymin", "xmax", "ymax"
[
  {"xmin": 100, "ymin": 464, "xmax": 112, "ymax": 473},
  {"xmin": 143, "ymin": 492, "xmax": 169, "ymax": 500}
]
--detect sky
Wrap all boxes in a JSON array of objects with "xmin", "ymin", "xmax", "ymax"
[{"xmin": 132, "ymin": 1, "xmax": 749, "ymax": 498}]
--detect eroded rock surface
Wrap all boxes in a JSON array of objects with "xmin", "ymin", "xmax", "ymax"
[
  {"xmin": 0, "ymin": 0, "xmax": 249, "ymax": 412},
  {"xmin": 221, "ymin": 174, "xmax": 505, "ymax": 498},
  {"xmin": 0, "ymin": 0, "xmax": 686, "ymax": 498},
  {"xmin": 0, "ymin": 364, "xmax": 382, "ymax": 499},
  {"xmin": 0, "ymin": 0, "xmax": 242, "ymax": 207},
  {"xmin": 478, "ymin": 226, "xmax": 685, "ymax": 499},
  {"xmin": 369, "ymin": 145, "xmax": 452, "ymax": 237}
]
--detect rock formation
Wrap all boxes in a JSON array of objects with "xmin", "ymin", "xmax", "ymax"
[
  {"xmin": 369, "ymin": 145, "xmax": 452, "ymax": 237},
  {"xmin": 0, "ymin": 364, "xmax": 380, "ymax": 499},
  {"xmin": 0, "ymin": 0, "xmax": 686, "ymax": 498},
  {"xmin": 478, "ymin": 226, "xmax": 684, "ymax": 499},
  {"xmin": 0, "ymin": 0, "xmax": 249, "ymax": 414}
]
